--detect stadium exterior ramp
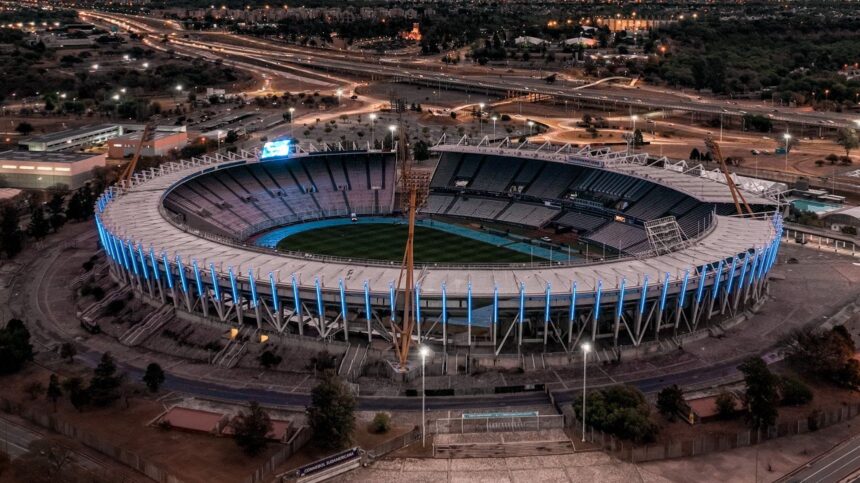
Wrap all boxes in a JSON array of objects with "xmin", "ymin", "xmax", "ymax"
[{"xmin": 94, "ymin": 143, "xmax": 783, "ymax": 362}]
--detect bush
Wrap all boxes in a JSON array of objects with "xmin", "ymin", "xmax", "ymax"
[
  {"xmin": 656, "ymin": 385, "xmax": 685, "ymax": 420},
  {"xmin": 259, "ymin": 350, "xmax": 282, "ymax": 369},
  {"xmin": 573, "ymin": 385, "xmax": 658, "ymax": 443},
  {"xmin": 369, "ymin": 412, "xmax": 391, "ymax": 434},
  {"xmin": 714, "ymin": 391, "xmax": 737, "ymax": 420},
  {"xmin": 780, "ymin": 376, "xmax": 813, "ymax": 406}
]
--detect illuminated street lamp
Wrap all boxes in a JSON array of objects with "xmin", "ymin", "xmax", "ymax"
[
  {"xmin": 369, "ymin": 113, "xmax": 377, "ymax": 149},
  {"xmin": 783, "ymin": 133, "xmax": 792, "ymax": 172},
  {"xmin": 491, "ymin": 115, "xmax": 498, "ymax": 139},
  {"xmin": 389, "ymin": 125, "xmax": 397, "ymax": 154},
  {"xmin": 288, "ymin": 107, "xmax": 295, "ymax": 139},
  {"xmin": 419, "ymin": 345, "xmax": 431, "ymax": 447},
  {"xmin": 581, "ymin": 342, "xmax": 591, "ymax": 443},
  {"xmin": 478, "ymin": 102, "xmax": 485, "ymax": 136},
  {"xmin": 335, "ymin": 88, "xmax": 343, "ymax": 104},
  {"xmin": 527, "ymin": 120, "xmax": 534, "ymax": 136},
  {"xmin": 142, "ymin": 62, "xmax": 149, "ymax": 69},
  {"xmin": 91, "ymin": 63, "xmax": 99, "ymax": 70}
]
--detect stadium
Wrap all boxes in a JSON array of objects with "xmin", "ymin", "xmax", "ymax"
[{"xmin": 93, "ymin": 139, "xmax": 783, "ymax": 369}]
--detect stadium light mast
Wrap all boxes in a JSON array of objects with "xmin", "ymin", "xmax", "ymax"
[{"xmin": 393, "ymin": 118, "xmax": 430, "ymax": 370}]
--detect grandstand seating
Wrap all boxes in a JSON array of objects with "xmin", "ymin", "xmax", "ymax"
[
  {"xmin": 585, "ymin": 222, "xmax": 648, "ymax": 252},
  {"xmin": 163, "ymin": 153, "xmax": 396, "ymax": 239},
  {"xmin": 555, "ymin": 212, "xmax": 607, "ymax": 232}
]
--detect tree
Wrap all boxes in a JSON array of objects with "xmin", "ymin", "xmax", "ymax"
[
  {"xmin": 231, "ymin": 401, "xmax": 272, "ymax": 456},
  {"xmin": 259, "ymin": 350, "xmax": 282, "ymax": 369},
  {"xmin": 47, "ymin": 374, "xmax": 63, "ymax": 412},
  {"xmin": 632, "ymin": 128, "xmax": 644, "ymax": 147},
  {"xmin": 59, "ymin": 342, "xmax": 76, "ymax": 363},
  {"xmin": 836, "ymin": 128, "xmax": 859, "ymax": 158},
  {"xmin": 11, "ymin": 437, "xmax": 74, "ymax": 483},
  {"xmin": 690, "ymin": 148, "xmax": 701, "ymax": 161},
  {"xmin": 308, "ymin": 372, "xmax": 356, "ymax": 450},
  {"xmin": 0, "ymin": 319, "xmax": 34, "ymax": 375},
  {"xmin": 225, "ymin": 130, "xmax": 240, "ymax": 144},
  {"xmin": 780, "ymin": 376, "xmax": 813, "ymax": 406},
  {"xmin": 413, "ymin": 140, "xmax": 430, "ymax": 161},
  {"xmin": 573, "ymin": 385, "xmax": 658, "ymax": 443},
  {"xmin": 24, "ymin": 381, "xmax": 44, "ymax": 400},
  {"xmin": 88, "ymin": 352, "xmax": 123, "ymax": 407},
  {"xmin": 656, "ymin": 385, "xmax": 685, "ymax": 420},
  {"xmin": 786, "ymin": 326, "xmax": 860, "ymax": 389},
  {"xmin": 739, "ymin": 357, "xmax": 779, "ymax": 430},
  {"xmin": 1, "ymin": 205, "xmax": 23, "ymax": 259},
  {"xmin": 369, "ymin": 412, "xmax": 391, "ymax": 434},
  {"xmin": 15, "ymin": 122, "xmax": 34, "ymax": 136},
  {"xmin": 28, "ymin": 206, "xmax": 50, "ymax": 241},
  {"xmin": 62, "ymin": 377, "xmax": 89, "ymax": 411},
  {"xmin": 143, "ymin": 362, "xmax": 165, "ymax": 392},
  {"xmin": 714, "ymin": 391, "xmax": 737, "ymax": 420}
]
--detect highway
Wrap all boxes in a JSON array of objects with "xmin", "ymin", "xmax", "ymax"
[
  {"xmin": 82, "ymin": 10, "xmax": 860, "ymax": 131},
  {"xmin": 779, "ymin": 435, "xmax": 860, "ymax": 483}
]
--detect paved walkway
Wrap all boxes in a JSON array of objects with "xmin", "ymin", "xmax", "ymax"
[{"xmin": 340, "ymin": 452, "xmax": 671, "ymax": 483}]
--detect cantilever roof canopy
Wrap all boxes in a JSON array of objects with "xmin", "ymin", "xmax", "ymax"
[{"xmin": 99, "ymin": 152, "xmax": 777, "ymax": 298}]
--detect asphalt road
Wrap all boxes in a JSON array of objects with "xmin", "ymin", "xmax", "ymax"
[
  {"xmin": 0, "ymin": 415, "xmax": 40, "ymax": 459},
  {"xmin": 781, "ymin": 435, "xmax": 860, "ymax": 483}
]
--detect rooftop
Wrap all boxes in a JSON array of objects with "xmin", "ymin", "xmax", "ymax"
[
  {"xmin": 0, "ymin": 150, "xmax": 104, "ymax": 164},
  {"xmin": 22, "ymin": 124, "xmax": 119, "ymax": 144}
]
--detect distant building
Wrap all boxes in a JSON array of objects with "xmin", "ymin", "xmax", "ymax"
[
  {"xmin": 514, "ymin": 36, "xmax": 546, "ymax": 46},
  {"xmin": 0, "ymin": 151, "xmax": 106, "ymax": 190},
  {"xmin": 563, "ymin": 36, "xmax": 597, "ymax": 47},
  {"xmin": 20, "ymin": 124, "xmax": 124, "ymax": 152},
  {"xmin": 107, "ymin": 131, "xmax": 188, "ymax": 159}
]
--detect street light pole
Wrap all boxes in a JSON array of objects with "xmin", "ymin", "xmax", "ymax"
[
  {"xmin": 370, "ymin": 113, "xmax": 377, "ymax": 150},
  {"xmin": 581, "ymin": 342, "xmax": 591, "ymax": 443},
  {"xmin": 478, "ymin": 102, "xmax": 485, "ymax": 137},
  {"xmin": 491, "ymin": 116, "xmax": 497, "ymax": 139},
  {"xmin": 783, "ymin": 133, "xmax": 791, "ymax": 173},
  {"xmin": 288, "ymin": 107, "xmax": 295, "ymax": 139},
  {"xmin": 420, "ymin": 346, "xmax": 430, "ymax": 447}
]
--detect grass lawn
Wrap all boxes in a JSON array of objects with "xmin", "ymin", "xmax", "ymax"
[{"xmin": 275, "ymin": 223, "xmax": 534, "ymax": 263}]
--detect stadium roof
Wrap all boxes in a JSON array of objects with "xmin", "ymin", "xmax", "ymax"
[
  {"xmin": 100, "ymin": 153, "xmax": 778, "ymax": 298},
  {"xmin": 0, "ymin": 150, "xmax": 104, "ymax": 163},
  {"xmin": 433, "ymin": 144, "xmax": 777, "ymax": 206}
]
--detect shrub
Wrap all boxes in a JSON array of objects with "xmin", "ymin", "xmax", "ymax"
[
  {"xmin": 656, "ymin": 385, "xmax": 685, "ymax": 420},
  {"xmin": 714, "ymin": 391, "xmax": 737, "ymax": 420},
  {"xmin": 573, "ymin": 385, "xmax": 658, "ymax": 443},
  {"xmin": 369, "ymin": 412, "xmax": 391, "ymax": 434},
  {"xmin": 103, "ymin": 299, "xmax": 125, "ymax": 316},
  {"xmin": 259, "ymin": 350, "xmax": 283, "ymax": 369},
  {"xmin": 780, "ymin": 376, "xmax": 813, "ymax": 406}
]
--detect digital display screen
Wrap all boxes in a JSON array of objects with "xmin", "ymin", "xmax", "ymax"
[{"xmin": 260, "ymin": 139, "xmax": 291, "ymax": 159}]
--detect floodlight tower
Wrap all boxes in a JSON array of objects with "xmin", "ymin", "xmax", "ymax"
[{"xmin": 392, "ymin": 120, "xmax": 430, "ymax": 369}]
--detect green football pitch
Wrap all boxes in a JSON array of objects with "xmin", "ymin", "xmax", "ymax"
[{"xmin": 275, "ymin": 224, "xmax": 534, "ymax": 263}]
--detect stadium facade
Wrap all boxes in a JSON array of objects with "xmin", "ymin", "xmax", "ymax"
[{"xmin": 94, "ymin": 142, "xmax": 783, "ymax": 362}]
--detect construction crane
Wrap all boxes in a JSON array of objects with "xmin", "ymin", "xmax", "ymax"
[
  {"xmin": 704, "ymin": 137, "xmax": 754, "ymax": 216},
  {"xmin": 119, "ymin": 122, "xmax": 157, "ymax": 182},
  {"xmin": 391, "ymin": 125, "xmax": 430, "ymax": 369}
]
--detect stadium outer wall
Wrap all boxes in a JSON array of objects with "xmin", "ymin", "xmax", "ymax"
[{"xmin": 93, "ymin": 147, "xmax": 783, "ymax": 364}]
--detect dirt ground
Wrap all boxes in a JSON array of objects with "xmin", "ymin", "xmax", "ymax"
[{"xmin": 1, "ymin": 365, "xmax": 280, "ymax": 483}]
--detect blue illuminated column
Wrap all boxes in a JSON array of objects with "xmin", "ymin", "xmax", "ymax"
[
  {"xmin": 659, "ymin": 272, "xmax": 670, "ymax": 314},
  {"xmin": 192, "ymin": 260, "xmax": 205, "ymax": 299},
  {"xmin": 441, "ymin": 282, "xmax": 448, "ymax": 351},
  {"xmin": 389, "ymin": 282, "xmax": 396, "ymax": 322},
  {"xmin": 269, "ymin": 272, "xmax": 280, "ymax": 314},
  {"xmin": 616, "ymin": 278, "xmax": 627, "ymax": 320},
  {"xmin": 467, "ymin": 281, "xmax": 473, "ymax": 346},
  {"xmin": 339, "ymin": 279, "xmax": 348, "ymax": 340},
  {"xmin": 567, "ymin": 282, "xmax": 577, "ymax": 348},
  {"xmin": 176, "ymin": 256, "xmax": 188, "ymax": 295},
  {"xmin": 678, "ymin": 269, "xmax": 690, "ymax": 310},
  {"xmin": 543, "ymin": 283, "xmax": 551, "ymax": 347},
  {"xmin": 638, "ymin": 275, "xmax": 649, "ymax": 316},
  {"xmin": 228, "ymin": 266, "xmax": 240, "ymax": 307},
  {"xmin": 518, "ymin": 282, "xmax": 525, "ymax": 346},
  {"xmin": 695, "ymin": 265, "xmax": 708, "ymax": 305},
  {"xmin": 247, "ymin": 268, "xmax": 258, "ymax": 308},
  {"xmin": 137, "ymin": 245, "xmax": 149, "ymax": 281},
  {"xmin": 364, "ymin": 280, "xmax": 371, "ymax": 342},
  {"xmin": 161, "ymin": 253, "xmax": 174, "ymax": 291},
  {"xmin": 415, "ymin": 283, "xmax": 422, "ymax": 342},
  {"xmin": 724, "ymin": 256, "xmax": 738, "ymax": 298},
  {"xmin": 126, "ymin": 240, "xmax": 139, "ymax": 277},
  {"xmin": 711, "ymin": 259, "xmax": 724, "ymax": 301},
  {"xmin": 291, "ymin": 275, "xmax": 302, "ymax": 335},
  {"xmin": 314, "ymin": 278, "xmax": 324, "ymax": 332},
  {"xmin": 149, "ymin": 248, "xmax": 160, "ymax": 283},
  {"xmin": 209, "ymin": 263, "xmax": 221, "ymax": 303},
  {"xmin": 492, "ymin": 285, "xmax": 499, "ymax": 347}
]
